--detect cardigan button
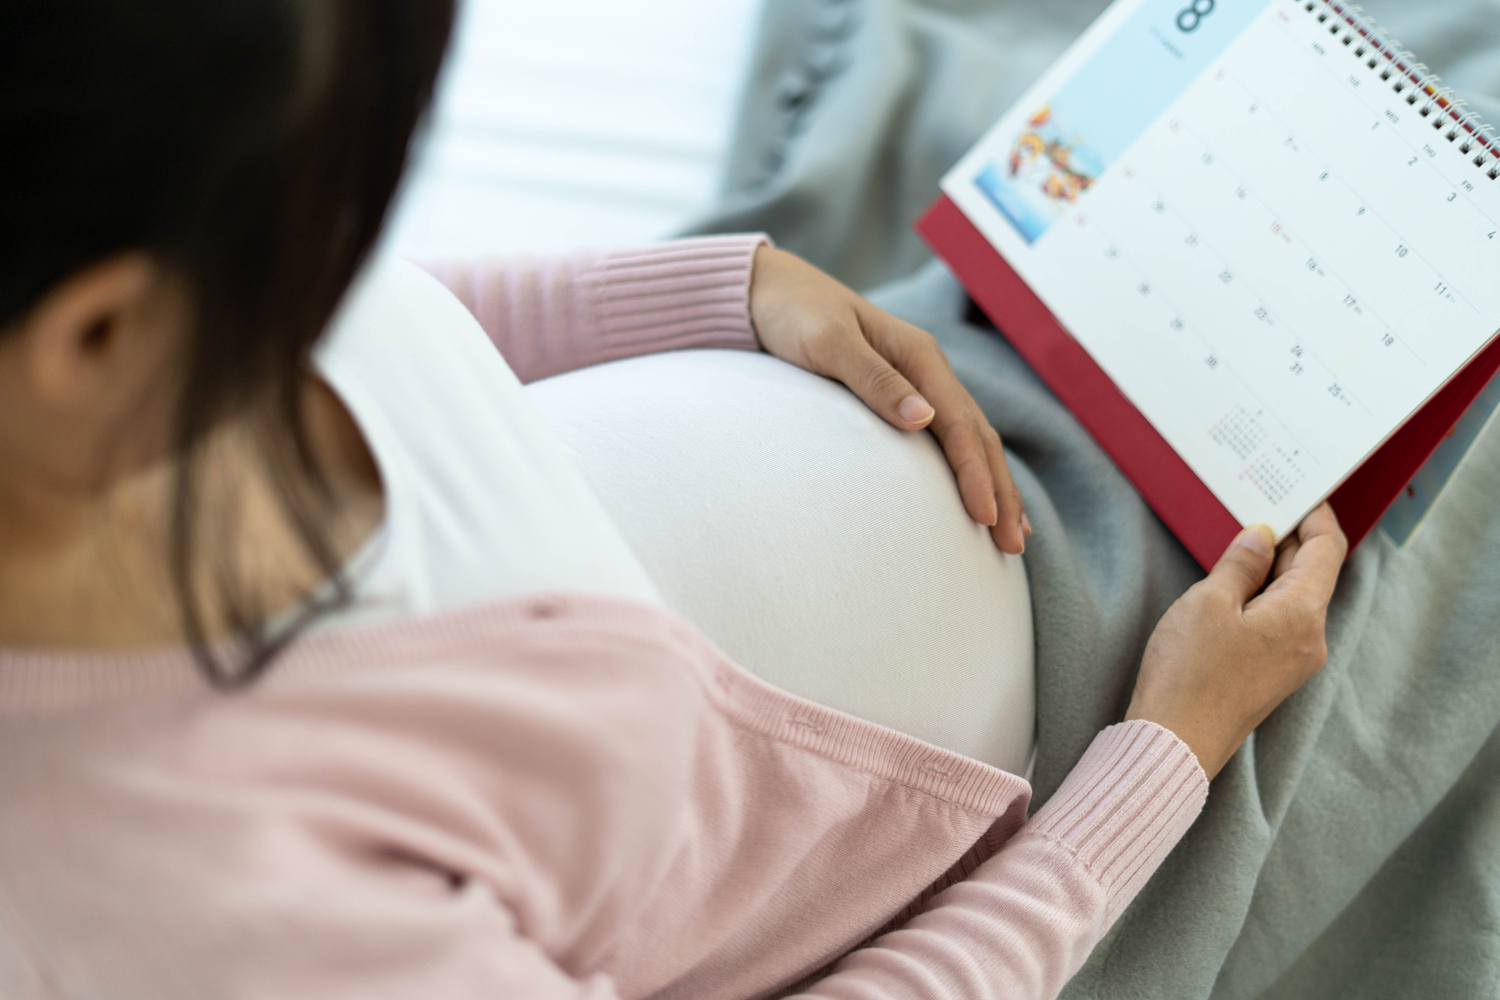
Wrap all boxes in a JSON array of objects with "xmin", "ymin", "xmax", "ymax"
[{"xmin": 527, "ymin": 599, "xmax": 564, "ymax": 620}]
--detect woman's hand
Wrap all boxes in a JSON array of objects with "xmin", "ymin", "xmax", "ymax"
[
  {"xmin": 1126, "ymin": 503, "xmax": 1348, "ymax": 779},
  {"xmin": 749, "ymin": 245, "xmax": 1030, "ymax": 554}
]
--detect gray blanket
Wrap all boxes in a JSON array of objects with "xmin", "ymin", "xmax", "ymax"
[{"xmin": 686, "ymin": 1, "xmax": 1500, "ymax": 996}]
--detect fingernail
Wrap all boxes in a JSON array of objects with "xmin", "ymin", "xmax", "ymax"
[
  {"xmin": 1236, "ymin": 524, "xmax": 1275, "ymax": 558},
  {"xmin": 1021, "ymin": 512, "xmax": 1033, "ymax": 537},
  {"xmin": 898, "ymin": 394, "xmax": 934, "ymax": 424}
]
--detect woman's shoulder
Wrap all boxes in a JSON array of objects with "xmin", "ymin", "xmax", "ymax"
[
  {"xmin": 304, "ymin": 254, "xmax": 665, "ymax": 621},
  {"xmin": 316, "ymin": 256, "xmax": 515, "ymax": 397},
  {"xmin": 0, "ymin": 596, "xmax": 713, "ymax": 996}
]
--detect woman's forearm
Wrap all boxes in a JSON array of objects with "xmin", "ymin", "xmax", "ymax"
[
  {"xmin": 416, "ymin": 234, "xmax": 767, "ymax": 384},
  {"xmin": 794, "ymin": 721, "xmax": 1207, "ymax": 1000}
]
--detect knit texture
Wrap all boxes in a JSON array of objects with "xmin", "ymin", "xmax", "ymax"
[
  {"xmin": 419, "ymin": 234, "xmax": 767, "ymax": 384},
  {"xmin": 1023, "ymin": 721, "xmax": 1208, "ymax": 924},
  {"xmin": 0, "ymin": 595, "xmax": 1206, "ymax": 1000}
]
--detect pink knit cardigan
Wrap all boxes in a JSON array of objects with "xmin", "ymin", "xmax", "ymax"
[{"xmin": 0, "ymin": 236, "xmax": 1207, "ymax": 999}]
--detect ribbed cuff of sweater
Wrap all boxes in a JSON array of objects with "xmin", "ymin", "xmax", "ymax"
[
  {"xmin": 586, "ymin": 233, "xmax": 770, "ymax": 355},
  {"xmin": 1023, "ymin": 720, "xmax": 1208, "ymax": 925},
  {"xmin": 417, "ymin": 233, "xmax": 771, "ymax": 385}
]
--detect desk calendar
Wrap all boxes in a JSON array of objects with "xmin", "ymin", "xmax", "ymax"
[{"xmin": 918, "ymin": 0, "xmax": 1500, "ymax": 567}]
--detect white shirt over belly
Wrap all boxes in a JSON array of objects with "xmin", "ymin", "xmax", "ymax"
[
  {"xmin": 527, "ymin": 351, "xmax": 1036, "ymax": 775},
  {"xmin": 316, "ymin": 258, "xmax": 1036, "ymax": 775}
]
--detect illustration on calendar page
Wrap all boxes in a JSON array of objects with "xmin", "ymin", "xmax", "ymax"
[{"xmin": 974, "ymin": 0, "xmax": 1264, "ymax": 244}]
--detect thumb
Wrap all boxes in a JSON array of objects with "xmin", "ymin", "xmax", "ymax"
[
  {"xmin": 837, "ymin": 336, "xmax": 935, "ymax": 430},
  {"xmin": 1209, "ymin": 524, "xmax": 1276, "ymax": 605}
]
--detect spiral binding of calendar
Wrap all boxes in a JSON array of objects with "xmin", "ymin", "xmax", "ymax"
[{"xmin": 1302, "ymin": 0, "xmax": 1500, "ymax": 180}]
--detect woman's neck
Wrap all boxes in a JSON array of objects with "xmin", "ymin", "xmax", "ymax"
[{"xmin": 0, "ymin": 378, "xmax": 384, "ymax": 651}]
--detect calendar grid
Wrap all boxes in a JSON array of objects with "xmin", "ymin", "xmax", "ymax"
[
  {"xmin": 1085, "ymin": 211, "xmax": 1322, "ymax": 467},
  {"xmin": 941, "ymin": 0, "xmax": 1500, "ymax": 535},
  {"xmin": 1128, "ymin": 153, "xmax": 1377, "ymax": 418},
  {"xmin": 1196, "ymin": 70, "xmax": 1478, "ymax": 326}
]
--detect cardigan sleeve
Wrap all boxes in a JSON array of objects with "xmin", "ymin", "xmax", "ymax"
[
  {"xmin": 791, "ymin": 721, "xmax": 1208, "ymax": 999},
  {"xmin": 415, "ymin": 234, "xmax": 769, "ymax": 384},
  {"xmin": 476, "ymin": 723, "xmax": 1205, "ymax": 1000}
]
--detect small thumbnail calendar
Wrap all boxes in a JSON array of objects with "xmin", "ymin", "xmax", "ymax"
[{"xmin": 919, "ymin": 0, "xmax": 1500, "ymax": 567}]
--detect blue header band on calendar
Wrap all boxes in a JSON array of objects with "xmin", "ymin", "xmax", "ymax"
[{"xmin": 976, "ymin": 0, "xmax": 1269, "ymax": 243}]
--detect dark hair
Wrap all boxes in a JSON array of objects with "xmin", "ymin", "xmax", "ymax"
[{"xmin": 0, "ymin": 0, "xmax": 455, "ymax": 684}]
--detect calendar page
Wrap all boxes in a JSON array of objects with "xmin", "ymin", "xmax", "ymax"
[{"xmin": 943, "ymin": 0, "xmax": 1500, "ymax": 539}]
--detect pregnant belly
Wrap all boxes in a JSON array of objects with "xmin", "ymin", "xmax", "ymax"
[{"xmin": 526, "ymin": 349, "xmax": 1035, "ymax": 776}]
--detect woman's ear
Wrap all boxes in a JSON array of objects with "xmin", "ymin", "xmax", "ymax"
[
  {"xmin": 16, "ymin": 252, "xmax": 174, "ymax": 408},
  {"xmin": 0, "ymin": 253, "xmax": 189, "ymax": 488}
]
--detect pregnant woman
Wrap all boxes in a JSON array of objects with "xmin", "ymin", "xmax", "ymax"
[{"xmin": 0, "ymin": 2, "xmax": 1345, "ymax": 997}]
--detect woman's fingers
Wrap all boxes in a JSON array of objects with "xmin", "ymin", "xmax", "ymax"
[
  {"xmin": 983, "ymin": 426, "xmax": 1029, "ymax": 550},
  {"xmin": 746, "ymin": 245, "xmax": 1028, "ymax": 553},
  {"xmin": 1254, "ymin": 503, "xmax": 1346, "ymax": 611},
  {"xmin": 860, "ymin": 307, "xmax": 1028, "ymax": 553},
  {"xmin": 1210, "ymin": 523, "xmax": 1277, "ymax": 605},
  {"xmin": 1245, "ymin": 506, "xmax": 1345, "ymax": 683},
  {"xmin": 941, "ymin": 422, "xmax": 1000, "ymax": 528},
  {"xmin": 1271, "ymin": 532, "xmax": 1301, "ymax": 581},
  {"xmin": 822, "ymin": 330, "xmax": 935, "ymax": 432}
]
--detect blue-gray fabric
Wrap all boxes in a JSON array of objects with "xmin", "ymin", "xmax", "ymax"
[{"xmin": 685, "ymin": 1, "xmax": 1500, "ymax": 996}]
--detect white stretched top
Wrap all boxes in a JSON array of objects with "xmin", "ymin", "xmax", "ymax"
[
  {"xmin": 316, "ymin": 258, "xmax": 1035, "ymax": 774},
  {"xmin": 527, "ymin": 350, "xmax": 1036, "ymax": 775}
]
